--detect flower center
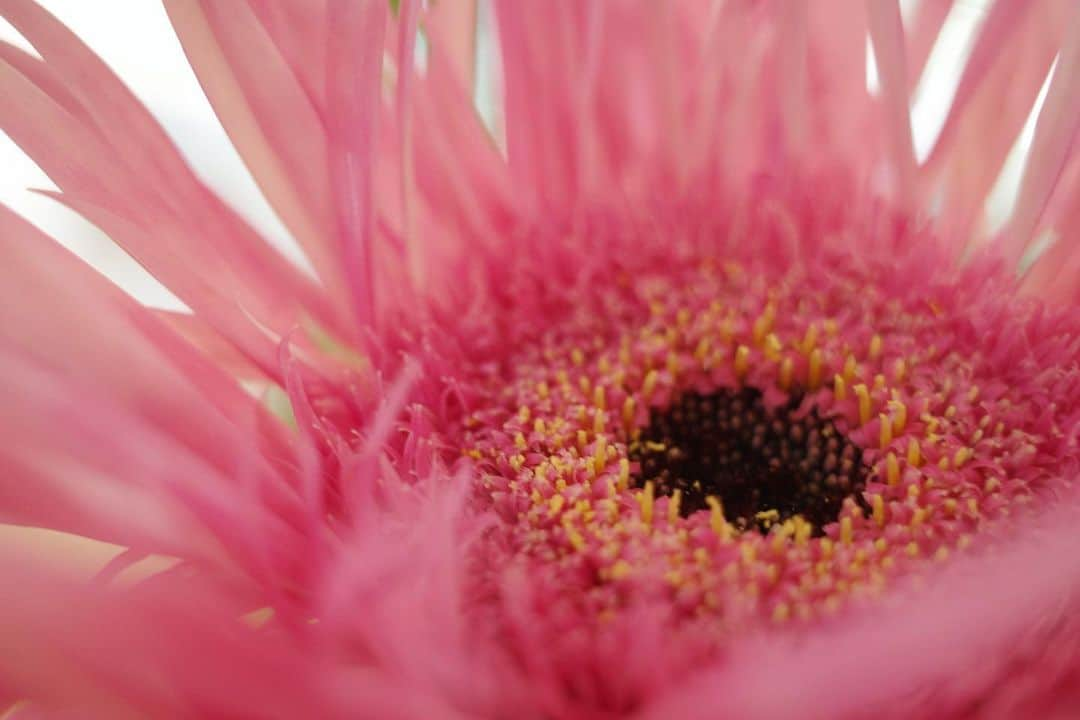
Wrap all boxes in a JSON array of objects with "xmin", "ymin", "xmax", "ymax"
[{"xmin": 630, "ymin": 387, "xmax": 867, "ymax": 534}]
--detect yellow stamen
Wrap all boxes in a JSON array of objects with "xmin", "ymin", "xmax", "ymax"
[
  {"xmin": 885, "ymin": 451, "xmax": 900, "ymax": 485},
  {"xmin": 638, "ymin": 481, "xmax": 655, "ymax": 525},
  {"xmin": 668, "ymin": 489, "xmax": 682, "ymax": 524},
  {"xmin": 840, "ymin": 517, "xmax": 853, "ymax": 545},
  {"xmin": 801, "ymin": 323, "xmax": 818, "ymax": 354},
  {"xmin": 617, "ymin": 457, "xmax": 630, "ymax": 490},
  {"xmin": 642, "ymin": 369, "xmax": 659, "ymax": 399},
  {"xmin": 843, "ymin": 355, "xmax": 858, "ymax": 383},
  {"xmin": 779, "ymin": 356, "xmax": 794, "ymax": 390},
  {"xmin": 752, "ymin": 304, "xmax": 776, "ymax": 345},
  {"xmin": 808, "ymin": 348, "xmax": 823, "ymax": 390},
  {"xmin": 871, "ymin": 494, "xmax": 885, "ymax": 527},
  {"xmin": 622, "ymin": 396, "xmax": 636, "ymax": 430},
  {"xmin": 734, "ymin": 345, "xmax": 750, "ymax": 379},
  {"xmin": 879, "ymin": 413, "xmax": 893, "ymax": 448},
  {"xmin": 889, "ymin": 400, "xmax": 907, "ymax": 433},
  {"xmin": 892, "ymin": 357, "xmax": 907, "ymax": 382},
  {"xmin": 869, "ymin": 334, "xmax": 883, "ymax": 359},
  {"xmin": 706, "ymin": 496, "xmax": 731, "ymax": 540},
  {"xmin": 855, "ymin": 383, "xmax": 872, "ymax": 424},
  {"xmin": 906, "ymin": 438, "xmax": 921, "ymax": 467}
]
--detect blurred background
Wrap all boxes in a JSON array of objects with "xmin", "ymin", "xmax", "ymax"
[{"xmin": 0, "ymin": 0, "xmax": 1045, "ymax": 309}]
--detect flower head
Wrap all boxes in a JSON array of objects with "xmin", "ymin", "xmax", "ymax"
[{"xmin": 3, "ymin": 1, "xmax": 1080, "ymax": 718}]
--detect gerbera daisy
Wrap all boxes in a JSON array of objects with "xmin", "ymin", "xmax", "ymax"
[{"xmin": 3, "ymin": 0, "xmax": 1080, "ymax": 717}]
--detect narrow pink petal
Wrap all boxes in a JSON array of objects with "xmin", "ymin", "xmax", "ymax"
[
  {"xmin": 0, "ymin": 552, "xmax": 349, "ymax": 719},
  {"xmin": 426, "ymin": 0, "xmax": 478, "ymax": 95},
  {"xmin": 866, "ymin": 0, "xmax": 917, "ymax": 207},
  {"xmin": 777, "ymin": 2, "xmax": 809, "ymax": 155},
  {"xmin": 905, "ymin": 0, "xmax": 952, "ymax": 92},
  {"xmin": 325, "ymin": 0, "xmax": 388, "ymax": 328},
  {"xmin": 0, "ymin": 205, "xmax": 288, "ymax": 462},
  {"xmin": 0, "ymin": 0, "xmax": 345, "ymax": 338},
  {"xmin": 1000, "ymin": 4, "xmax": 1080, "ymax": 260},
  {"xmin": 926, "ymin": 4, "xmax": 1064, "ymax": 248},
  {"xmin": 921, "ymin": 0, "xmax": 1050, "ymax": 171},
  {"xmin": 163, "ymin": 0, "xmax": 351, "ymax": 316},
  {"xmin": 246, "ymin": 0, "xmax": 329, "ymax": 113},
  {"xmin": 396, "ymin": 0, "xmax": 423, "ymax": 291}
]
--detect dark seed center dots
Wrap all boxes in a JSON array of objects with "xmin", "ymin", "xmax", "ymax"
[{"xmin": 463, "ymin": 260, "xmax": 1056, "ymax": 625}]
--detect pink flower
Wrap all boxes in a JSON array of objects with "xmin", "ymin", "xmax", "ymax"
[{"xmin": 2, "ymin": 0, "xmax": 1080, "ymax": 717}]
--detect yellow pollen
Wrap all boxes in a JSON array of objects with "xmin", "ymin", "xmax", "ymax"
[
  {"xmin": 609, "ymin": 559, "xmax": 631, "ymax": 581},
  {"xmin": 808, "ymin": 348, "xmax": 824, "ymax": 389},
  {"xmin": 938, "ymin": 456, "xmax": 950, "ymax": 470},
  {"xmin": 934, "ymin": 547, "xmax": 950, "ymax": 562},
  {"xmin": 706, "ymin": 496, "xmax": 731, "ymax": 540},
  {"xmin": 911, "ymin": 508, "xmax": 927, "ymax": 527},
  {"xmin": 537, "ymin": 381, "xmax": 549, "ymax": 399},
  {"xmin": 855, "ymin": 383, "xmax": 872, "ymax": 424},
  {"xmin": 772, "ymin": 602, "xmax": 791, "ymax": 623},
  {"xmin": 820, "ymin": 537, "xmax": 834, "ymax": 559},
  {"xmin": 533, "ymin": 418, "xmax": 546, "ymax": 434},
  {"xmin": 984, "ymin": 477, "xmax": 1000, "ymax": 493},
  {"xmin": 638, "ymin": 481, "xmax": 655, "ymax": 525},
  {"xmin": 894, "ymin": 360, "xmax": 908, "ymax": 385},
  {"xmin": 593, "ymin": 411, "xmax": 606, "ymax": 435},
  {"xmin": 764, "ymin": 333, "xmax": 783, "ymax": 361},
  {"xmin": 840, "ymin": 517, "xmax": 854, "ymax": 545},
  {"xmin": 843, "ymin": 355, "xmax": 857, "ymax": 383},
  {"xmin": 833, "ymin": 374, "xmax": 847, "ymax": 400},
  {"xmin": 801, "ymin": 324, "xmax": 819, "ymax": 354},
  {"xmin": 740, "ymin": 543, "xmax": 757, "ymax": 565},
  {"xmin": 879, "ymin": 413, "xmax": 893, "ymax": 448},
  {"xmin": 967, "ymin": 385, "xmax": 980, "ymax": 403},
  {"xmin": 548, "ymin": 495, "xmax": 565, "ymax": 517},
  {"xmin": 642, "ymin": 369, "xmax": 659, "ymax": 399},
  {"xmin": 694, "ymin": 337, "xmax": 711, "ymax": 360},
  {"xmin": 752, "ymin": 304, "xmax": 776, "ymax": 345},
  {"xmin": 907, "ymin": 483, "xmax": 921, "ymax": 499},
  {"xmin": 564, "ymin": 522, "xmax": 586, "ymax": 552},
  {"xmin": 889, "ymin": 400, "xmax": 908, "ymax": 433},
  {"xmin": 622, "ymin": 396, "xmax": 636, "ymax": 430},
  {"xmin": 676, "ymin": 308, "xmax": 691, "ymax": 327},
  {"xmin": 598, "ymin": 355, "xmax": 611, "ymax": 375},
  {"xmin": 779, "ymin": 356, "xmax": 794, "ymax": 390},
  {"xmin": 906, "ymin": 438, "xmax": 921, "ymax": 467},
  {"xmin": 593, "ymin": 436, "xmax": 608, "ymax": 471},
  {"xmin": 793, "ymin": 517, "xmax": 813, "ymax": 545},
  {"xmin": 514, "ymin": 432, "xmax": 527, "ymax": 450},
  {"xmin": 518, "ymin": 405, "xmax": 531, "ymax": 422},
  {"xmin": 824, "ymin": 318, "xmax": 839, "ymax": 336},
  {"xmin": 905, "ymin": 542, "xmax": 920, "ymax": 557},
  {"xmin": 873, "ymin": 373, "xmax": 886, "ymax": 392},
  {"xmin": 617, "ymin": 457, "xmax": 630, "ymax": 490},
  {"xmin": 571, "ymin": 348, "xmax": 584, "ymax": 366},
  {"xmin": 666, "ymin": 351, "xmax": 680, "ymax": 376},
  {"xmin": 577, "ymin": 430, "xmax": 588, "ymax": 451},
  {"xmin": 668, "ymin": 489, "xmax": 682, "ymax": 524},
  {"xmin": 593, "ymin": 385, "xmax": 606, "ymax": 410},
  {"xmin": 578, "ymin": 375, "xmax": 591, "ymax": 394},
  {"xmin": 871, "ymin": 495, "xmax": 885, "ymax": 527},
  {"xmin": 869, "ymin": 334, "xmax": 883, "ymax": 359},
  {"xmin": 953, "ymin": 447, "xmax": 971, "ymax": 468},
  {"xmin": 734, "ymin": 345, "xmax": 751, "ymax": 379},
  {"xmin": 945, "ymin": 405, "xmax": 957, "ymax": 419}
]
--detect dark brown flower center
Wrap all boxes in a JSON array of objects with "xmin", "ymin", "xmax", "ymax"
[{"xmin": 629, "ymin": 387, "xmax": 868, "ymax": 535}]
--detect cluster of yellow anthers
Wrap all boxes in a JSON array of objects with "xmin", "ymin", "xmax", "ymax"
[{"xmin": 466, "ymin": 262, "xmax": 1039, "ymax": 625}]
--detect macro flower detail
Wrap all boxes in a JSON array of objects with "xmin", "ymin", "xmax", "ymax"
[{"xmin": 3, "ymin": 1, "xmax": 1080, "ymax": 719}]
